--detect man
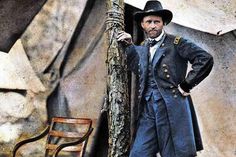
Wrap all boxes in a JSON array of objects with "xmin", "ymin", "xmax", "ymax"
[{"xmin": 117, "ymin": 1, "xmax": 214, "ymax": 157}]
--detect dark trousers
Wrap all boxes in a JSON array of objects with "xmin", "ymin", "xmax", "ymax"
[{"xmin": 129, "ymin": 94, "xmax": 175, "ymax": 157}]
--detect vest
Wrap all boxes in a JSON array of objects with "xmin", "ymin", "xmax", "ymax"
[{"xmin": 144, "ymin": 55, "xmax": 162, "ymax": 102}]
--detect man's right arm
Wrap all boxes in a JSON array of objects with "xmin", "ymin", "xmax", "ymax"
[{"xmin": 117, "ymin": 31, "xmax": 139, "ymax": 74}]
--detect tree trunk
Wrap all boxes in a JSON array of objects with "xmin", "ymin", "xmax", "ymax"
[{"xmin": 106, "ymin": 0, "xmax": 130, "ymax": 156}]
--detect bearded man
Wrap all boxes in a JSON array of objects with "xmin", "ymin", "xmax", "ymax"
[{"xmin": 117, "ymin": 1, "xmax": 214, "ymax": 157}]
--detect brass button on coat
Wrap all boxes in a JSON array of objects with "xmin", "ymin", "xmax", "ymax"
[{"xmin": 162, "ymin": 64, "xmax": 167, "ymax": 68}]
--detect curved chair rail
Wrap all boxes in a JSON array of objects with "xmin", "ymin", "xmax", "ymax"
[
  {"xmin": 13, "ymin": 125, "xmax": 50, "ymax": 157},
  {"xmin": 52, "ymin": 127, "xmax": 93, "ymax": 157}
]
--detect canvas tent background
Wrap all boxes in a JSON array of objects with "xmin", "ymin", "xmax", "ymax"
[{"xmin": 0, "ymin": 0, "xmax": 235, "ymax": 156}]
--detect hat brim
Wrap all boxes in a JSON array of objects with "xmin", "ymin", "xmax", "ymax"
[{"xmin": 134, "ymin": 9, "xmax": 173, "ymax": 25}]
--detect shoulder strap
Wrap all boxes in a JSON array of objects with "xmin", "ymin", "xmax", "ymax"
[
  {"xmin": 174, "ymin": 36, "xmax": 181, "ymax": 45},
  {"xmin": 140, "ymin": 40, "xmax": 145, "ymax": 46}
]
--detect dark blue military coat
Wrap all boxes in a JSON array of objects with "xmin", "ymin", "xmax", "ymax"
[{"xmin": 126, "ymin": 34, "xmax": 213, "ymax": 156}]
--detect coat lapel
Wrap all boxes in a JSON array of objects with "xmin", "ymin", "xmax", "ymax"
[
  {"xmin": 138, "ymin": 45, "xmax": 149, "ymax": 80},
  {"xmin": 142, "ymin": 39, "xmax": 149, "ymax": 67},
  {"xmin": 141, "ymin": 46, "xmax": 149, "ymax": 69},
  {"xmin": 152, "ymin": 35, "xmax": 167, "ymax": 66}
]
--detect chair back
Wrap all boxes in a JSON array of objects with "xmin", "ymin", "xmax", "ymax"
[{"xmin": 45, "ymin": 117, "xmax": 93, "ymax": 157}]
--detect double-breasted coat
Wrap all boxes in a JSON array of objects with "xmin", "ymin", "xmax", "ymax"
[{"xmin": 126, "ymin": 34, "xmax": 214, "ymax": 156}]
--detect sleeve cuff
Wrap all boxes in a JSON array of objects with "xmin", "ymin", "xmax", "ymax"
[{"xmin": 179, "ymin": 81, "xmax": 192, "ymax": 93}]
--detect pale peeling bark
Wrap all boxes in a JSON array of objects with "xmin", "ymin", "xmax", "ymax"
[{"xmin": 106, "ymin": 0, "xmax": 130, "ymax": 156}]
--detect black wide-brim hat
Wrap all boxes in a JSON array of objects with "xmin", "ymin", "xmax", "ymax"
[{"xmin": 134, "ymin": 0, "xmax": 173, "ymax": 25}]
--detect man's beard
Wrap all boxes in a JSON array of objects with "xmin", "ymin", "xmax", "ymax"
[{"xmin": 146, "ymin": 29, "xmax": 162, "ymax": 38}]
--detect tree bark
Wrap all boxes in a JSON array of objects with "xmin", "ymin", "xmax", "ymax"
[{"xmin": 106, "ymin": 0, "xmax": 130, "ymax": 156}]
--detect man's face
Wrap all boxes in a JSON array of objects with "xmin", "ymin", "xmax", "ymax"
[{"xmin": 141, "ymin": 15, "xmax": 164, "ymax": 39}]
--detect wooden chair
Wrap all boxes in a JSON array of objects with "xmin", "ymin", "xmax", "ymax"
[{"xmin": 13, "ymin": 117, "xmax": 93, "ymax": 157}]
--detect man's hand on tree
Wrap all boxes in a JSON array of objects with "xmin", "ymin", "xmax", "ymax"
[{"xmin": 117, "ymin": 31, "xmax": 133, "ymax": 46}]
